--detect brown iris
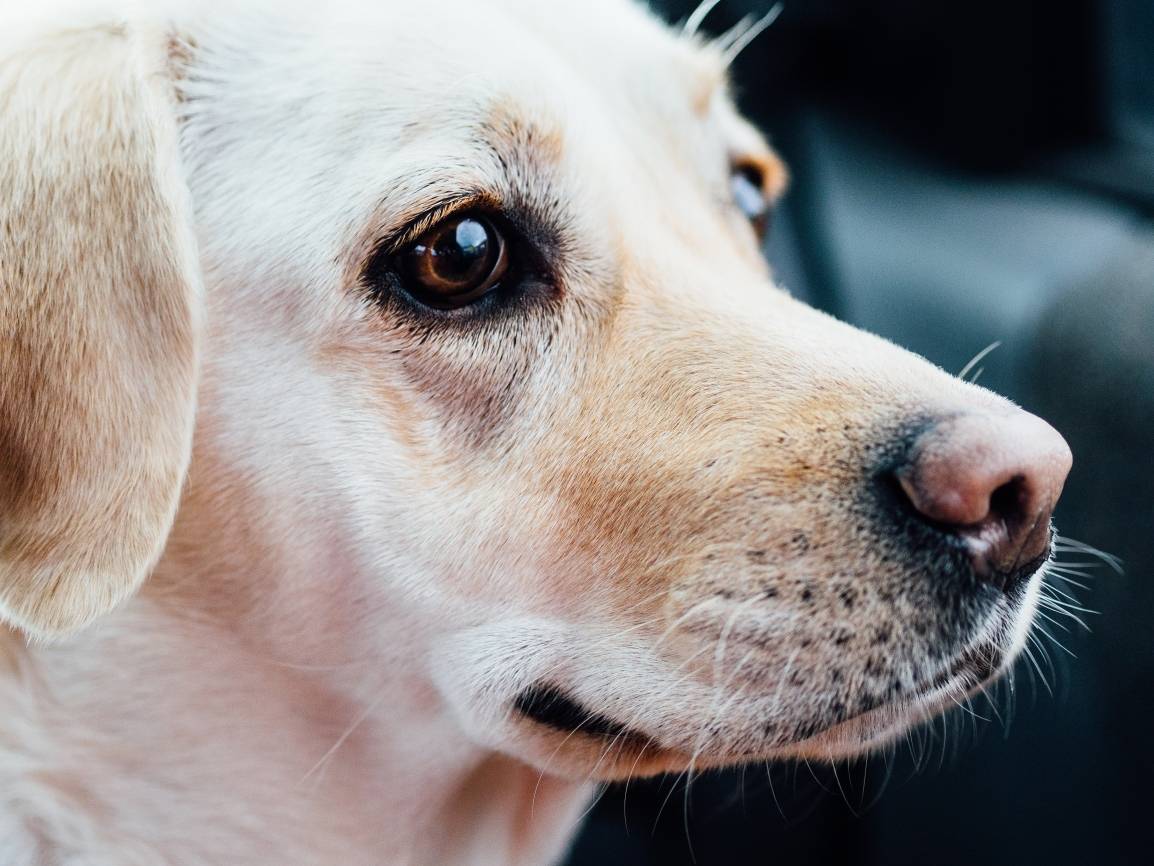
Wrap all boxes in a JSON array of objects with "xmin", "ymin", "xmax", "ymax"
[{"xmin": 399, "ymin": 214, "xmax": 509, "ymax": 309}]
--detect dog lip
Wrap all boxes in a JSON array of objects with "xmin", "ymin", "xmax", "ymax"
[
  {"xmin": 984, "ymin": 548, "xmax": 1051, "ymax": 595},
  {"xmin": 513, "ymin": 683, "xmax": 638, "ymax": 740},
  {"xmin": 929, "ymin": 641, "xmax": 1003, "ymax": 691}
]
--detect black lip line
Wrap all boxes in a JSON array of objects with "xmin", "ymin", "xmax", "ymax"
[
  {"xmin": 513, "ymin": 684, "xmax": 638, "ymax": 740},
  {"xmin": 514, "ymin": 639, "xmax": 1008, "ymax": 752}
]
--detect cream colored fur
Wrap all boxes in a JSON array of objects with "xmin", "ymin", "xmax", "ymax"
[
  {"xmin": 0, "ymin": 1, "xmax": 1062, "ymax": 864},
  {"xmin": 0, "ymin": 6, "xmax": 200, "ymax": 637}
]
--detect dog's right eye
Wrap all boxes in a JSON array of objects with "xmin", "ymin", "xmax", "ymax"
[
  {"xmin": 393, "ymin": 213, "xmax": 510, "ymax": 310},
  {"xmin": 731, "ymin": 164, "xmax": 771, "ymax": 240}
]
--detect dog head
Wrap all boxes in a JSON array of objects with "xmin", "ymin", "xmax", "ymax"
[{"xmin": 0, "ymin": 0, "xmax": 1070, "ymax": 778}]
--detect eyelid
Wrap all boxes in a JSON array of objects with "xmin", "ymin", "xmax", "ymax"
[
  {"xmin": 732, "ymin": 160, "xmax": 767, "ymax": 192},
  {"xmin": 733, "ymin": 149, "xmax": 789, "ymax": 203},
  {"xmin": 380, "ymin": 192, "xmax": 499, "ymax": 255}
]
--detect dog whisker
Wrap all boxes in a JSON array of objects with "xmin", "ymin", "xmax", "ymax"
[
  {"xmin": 1043, "ymin": 598, "xmax": 1097, "ymax": 619},
  {"xmin": 1039, "ymin": 576, "xmax": 1087, "ymax": 606},
  {"xmin": 1032, "ymin": 608, "xmax": 1076, "ymax": 636},
  {"xmin": 971, "ymin": 676, "xmax": 1005, "ymax": 733},
  {"xmin": 825, "ymin": 752, "xmax": 861, "ymax": 818},
  {"xmin": 649, "ymin": 598, "xmax": 718, "ymax": 656},
  {"xmin": 1051, "ymin": 562, "xmax": 1118, "ymax": 579},
  {"xmin": 640, "ymin": 540, "xmax": 756, "ymax": 578},
  {"xmin": 1001, "ymin": 667, "xmax": 1019, "ymax": 733},
  {"xmin": 682, "ymin": 0, "xmax": 724, "ymax": 37},
  {"xmin": 681, "ymin": 676, "xmax": 754, "ymax": 861},
  {"xmin": 1048, "ymin": 560, "xmax": 1107, "ymax": 576},
  {"xmin": 935, "ymin": 698, "xmax": 951, "ymax": 772},
  {"xmin": 861, "ymin": 742, "xmax": 897, "ymax": 812},
  {"xmin": 957, "ymin": 340, "xmax": 1002, "ymax": 382},
  {"xmin": 1022, "ymin": 633, "xmax": 1055, "ymax": 698},
  {"xmin": 620, "ymin": 729, "xmax": 660, "ymax": 833},
  {"xmin": 1045, "ymin": 572, "xmax": 1092, "ymax": 591},
  {"xmin": 713, "ymin": 14, "xmax": 753, "ymax": 53},
  {"xmin": 530, "ymin": 701, "xmax": 624, "ymax": 815},
  {"xmin": 763, "ymin": 759, "xmax": 787, "ymax": 820},
  {"xmin": 266, "ymin": 657, "xmax": 376, "ymax": 672},
  {"xmin": 616, "ymin": 585, "xmax": 676, "ymax": 617},
  {"xmin": 947, "ymin": 690, "xmax": 990, "ymax": 723},
  {"xmin": 1036, "ymin": 595, "xmax": 1094, "ymax": 631},
  {"xmin": 298, "ymin": 688, "xmax": 389, "ymax": 787},
  {"xmin": 652, "ymin": 766, "xmax": 694, "ymax": 836},
  {"xmin": 571, "ymin": 780, "xmax": 612, "ymax": 831},
  {"xmin": 529, "ymin": 642, "xmax": 715, "ymax": 816},
  {"xmin": 711, "ymin": 597, "xmax": 761, "ymax": 687},
  {"xmin": 1035, "ymin": 622, "xmax": 1077, "ymax": 658},
  {"xmin": 721, "ymin": 3, "xmax": 784, "ymax": 68},
  {"xmin": 618, "ymin": 647, "xmax": 713, "ymax": 760},
  {"xmin": 1053, "ymin": 535, "xmax": 1124, "ymax": 573}
]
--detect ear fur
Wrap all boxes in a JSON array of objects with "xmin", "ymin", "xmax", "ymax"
[{"xmin": 0, "ymin": 15, "xmax": 201, "ymax": 638}]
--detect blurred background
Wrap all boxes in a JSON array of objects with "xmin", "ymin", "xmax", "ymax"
[{"xmin": 567, "ymin": 0, "xmax": 1154, "ymax": 863}]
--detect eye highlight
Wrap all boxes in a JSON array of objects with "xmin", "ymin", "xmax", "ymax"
[
  {"xmin": 730, "ymin": 163, "xmax": 772, "ymax": 240},
  {"xmin": 396, "ymin": 213, "xmax": 509, "ymax": 309}
]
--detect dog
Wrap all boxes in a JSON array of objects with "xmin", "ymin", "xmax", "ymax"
[{"xmin": 0, "ymin": 0, "xmax": 1074, "ymax": 863}]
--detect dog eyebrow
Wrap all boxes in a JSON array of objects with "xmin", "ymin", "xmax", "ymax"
[{"xmin": 481, "ymin": 97, "xmax": 566, "ymax": 170}]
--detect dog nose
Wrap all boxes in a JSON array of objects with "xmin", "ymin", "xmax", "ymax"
[{"xmin": 892, "ymin": 412, "xmax": 1072, "ymax": 589}]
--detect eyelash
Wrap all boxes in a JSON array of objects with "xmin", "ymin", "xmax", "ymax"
[{"xmin": 370, "ymin": 194, "xmax": 494, "ymax": 261}]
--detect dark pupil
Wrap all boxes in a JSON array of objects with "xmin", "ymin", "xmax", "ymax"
[{"xmin": 421, "ymin": 217, "xmax": 494, "ymax": 291}]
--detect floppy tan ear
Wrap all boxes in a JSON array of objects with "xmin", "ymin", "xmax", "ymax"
[{"xmin": 0, "ymin": 18, "xmax": 201, "ymax": 638}]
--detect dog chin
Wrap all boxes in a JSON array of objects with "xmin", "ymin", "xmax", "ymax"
[
  {"xmin": 512, "ymin": 635, "xmax": 1017, "ymax": 780},
  {"xmin": 771, "ymin": 659, "xmax": 1007, "ymax": 762}
]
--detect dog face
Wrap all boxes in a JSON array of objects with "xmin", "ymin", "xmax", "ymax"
[{"xmin": 1, "ymin": 0, "xmax": 1071, "ymax": 781}]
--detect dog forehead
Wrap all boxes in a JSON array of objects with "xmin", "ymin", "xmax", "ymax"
[
  {"xmin": 194, "ymin": 0, "xmax": 724, "ymax": 140},
  {"xmin": 480, "ymin": 0, "xmax": 726, "ymax": 104},
  {"xmin": 343, "ymin": 0, "xmax": 717, "ymax": 90}
]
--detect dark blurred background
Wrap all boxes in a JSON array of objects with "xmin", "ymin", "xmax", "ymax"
[{"xmin": 567, "ymin": 0, "xmax": 1154, "ymax": 863}]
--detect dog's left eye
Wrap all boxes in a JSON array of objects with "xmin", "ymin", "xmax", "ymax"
[
  {"xmin": 395, "ymin": 213, "xmax": 510, "ymax": 310},
  {"xmin": 731, "ymin": 164, "xmax": 771, "ymax": 239}
]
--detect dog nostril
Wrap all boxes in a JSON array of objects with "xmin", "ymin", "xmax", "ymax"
[
  {"xmin": 988, "ymin": 476, "xmax": 1027, "ymax": 527},
  {"xmin": 892, "ymin": 411, "xmax": 1072, "ymax": 590}
]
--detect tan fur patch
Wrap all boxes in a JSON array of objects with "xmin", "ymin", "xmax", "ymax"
[{"xmin": 0, "ymin": 21, "xmax": 202, "ymax": 636}]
